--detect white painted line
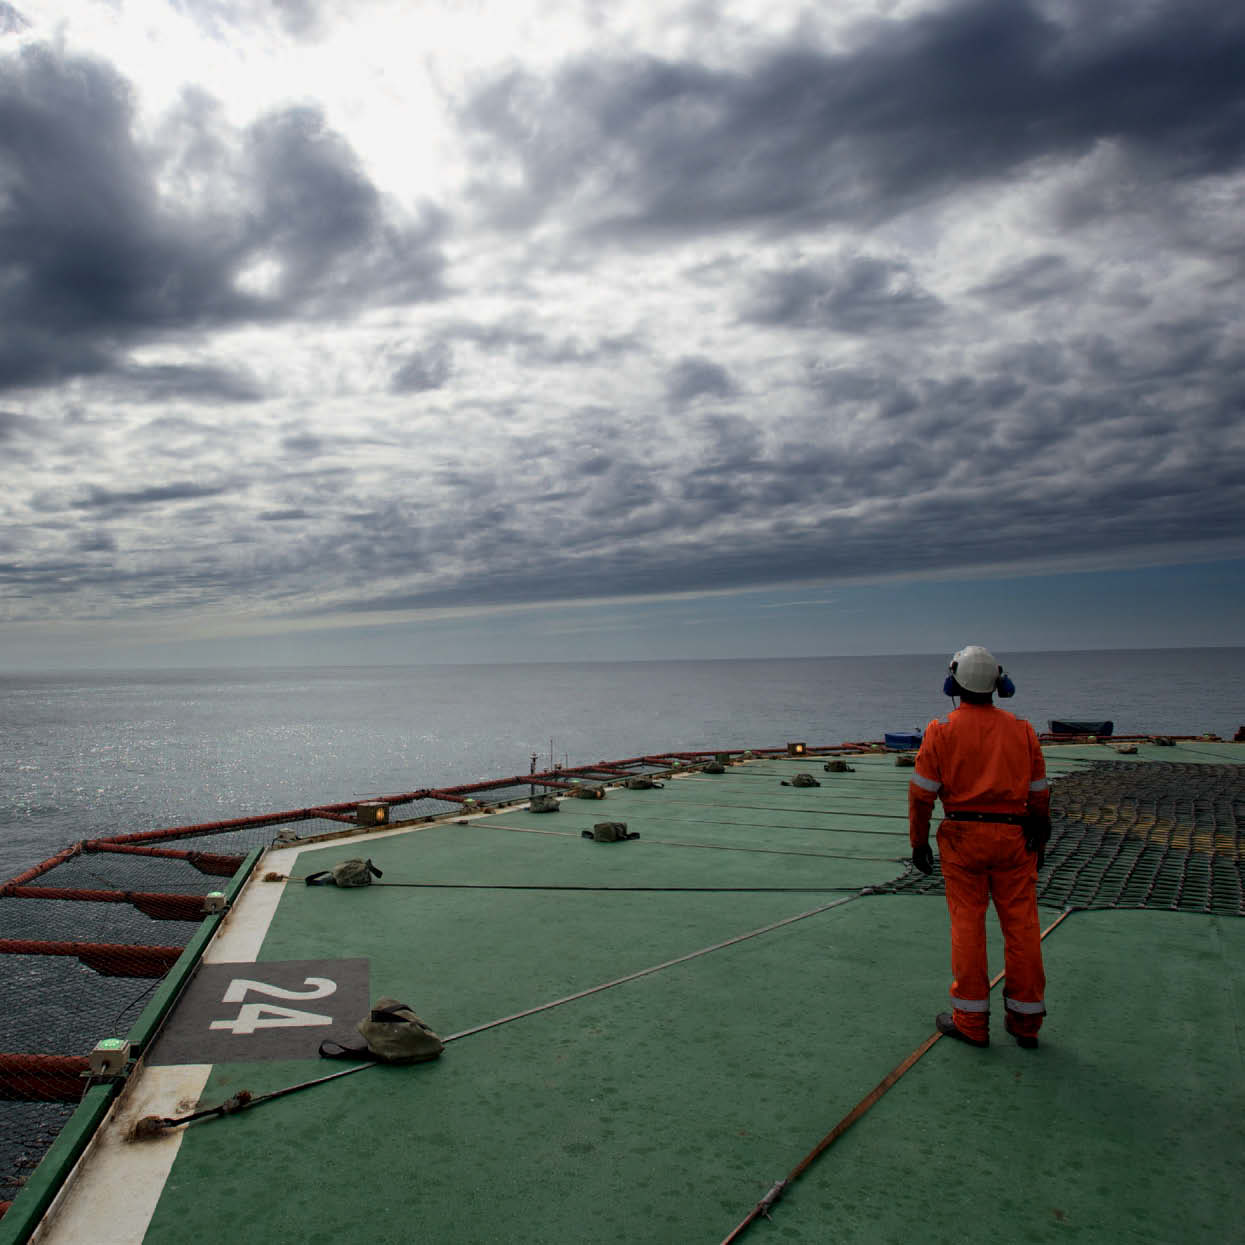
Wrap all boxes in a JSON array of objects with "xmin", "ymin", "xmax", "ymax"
[
  {"xmin": 31, "ymin": 1065, "xmax": 212, "ymax": 1245},
  {"xmin": 206, "ymin": 844, "xmax": 299, "ymax": 963},
  {"xmin": 209, "ymin": 821, "xmax": 441, "ymax": 960},
  {"xmin": 28, "ymin": 822, "xmax": 445, "ymax": 1242}
]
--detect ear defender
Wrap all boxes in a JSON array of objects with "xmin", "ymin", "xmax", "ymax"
[{"xmin": 943, "ymin": 660, "xmax": 958, "ymax": 697}]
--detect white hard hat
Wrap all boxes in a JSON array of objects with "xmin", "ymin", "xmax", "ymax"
[{"xmin": 949, "ymin": 645, "xmax": 1001, "ymax": 695}]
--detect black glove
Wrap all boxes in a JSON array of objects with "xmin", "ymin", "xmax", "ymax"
[
  {"xmin": 1023, "ymin": 813, "xmax": 1051, "ymax": 871},
  {"xmin": 912, "ymin": 844, "xmax": 934, "ymax": 875},
  {"xmin": 1023, "ymin": 813, "xmax": 1050, "ymax": 848}
]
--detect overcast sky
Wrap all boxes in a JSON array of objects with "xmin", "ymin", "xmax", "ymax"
[{"xmin": 2, "ymin": 0, "xmax": 1243, "ymax": 669}]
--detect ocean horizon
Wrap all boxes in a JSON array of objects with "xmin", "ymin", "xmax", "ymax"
[{"xmin": 3, "ymin": 646, "xmax": 1242, "ymax": 879}]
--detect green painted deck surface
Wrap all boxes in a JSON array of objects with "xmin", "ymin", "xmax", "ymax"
[{"xmin": 142, "ymin": 748, "xmax": 1244, "ymax": 1244}]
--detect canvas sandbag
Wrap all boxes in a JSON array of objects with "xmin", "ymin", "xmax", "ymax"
[
  {"xmin": 305, "ymin": 858, "xmax": 383, "ymax": 887},
  {"xmin": 783, "ymin": 773, "xmax": 820, "ymax": 788},
  {"xmin": 320, "ymin": 997, "xmax": 443, "ymax": 1064},
  {"xmin": 625, "ymin": 776, "xmax": 663, "ymax": 790},
  {"xmin": 528, "ymin": 794, "xmax": 560, "ymax": 813},
  {"xmin": 823, "ymin": 760, "xmax": 855, "ymax": 773},
  {"xmin": 582, "ymin": 821, "xmax": 639, "ymax": 842}
]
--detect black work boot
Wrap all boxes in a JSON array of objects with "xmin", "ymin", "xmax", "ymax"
[
  {"xmin": 1005, "ymin": 1013, "xmax": 1039, "ymax": 1049},
  {"xmin": 936, "ymin": 1012, "xmax": 989, "ymax": 1048}
]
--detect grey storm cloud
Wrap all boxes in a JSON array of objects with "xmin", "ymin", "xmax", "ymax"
[
  {"xmin": 665, "ymin": 357, "xmax": 737, "ymax": 407},
  {"xmin": 0, "ymin": 46, "xmax": 447, "ymax": 394},
  {"xmin": 174, "ymin": 0, "xmax": 326, "ymax": 42},
  {"xmin": 269, "ymin": 0, "xmax": 323, "ymax": 39},
  {"xmin": 0, "ymin": 3, "xmax": 27, "ymax": 34},
  {"xmin": 320, "ymin": 433, "xmax": 1232, "ymax": 616},
  {"xmin": 989, "ymin": 342, "xmax": 1070, "ymax": 388},
  {"xmin": 744, "ymin": 256, "xmax": 943, "ymax": 333},
  {"xmin": 461, "ymin": 0, "xmax": 1245, "ymax": 238},
  {"xmin": 0, "ymin": 411, "xmax": 39, "ymax": 440},
  {"xmin": 281, "ymin": 433, "xmax": 323, "ymax": 456},
  {"xmin": 431, "ymin": 321, "xmax": 642, "ymax": 370},
  {"xmin": 1, "ymin": 0, "xmax": 1242, "ymax": 639},
  {"xmin": 114, "ymin": 364, "xmax": 267, "ymax": 403},
  {"xmin": 258, "ymin": 508, "xmax": 311, "ymax": 522},
  {"xmin": 75, "ymin": 530, "xmax": 117, "ymax": 553},
  {"xmin": 970, "ymin": 255, "xmax": 1089, "ymax": 311},
  {"xmin": 5, "ymin": 345, "xmax": 1240, "ymax": 622},
  {"xmin": 70, "ymin": 481, "xmax": 235, "ymax": 514},
  {"xmin": 390, "ymin": 343, "xmax": 453, "ymax": 394}
]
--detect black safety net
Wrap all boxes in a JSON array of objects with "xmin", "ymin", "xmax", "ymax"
[
  {"xmin": 875, "ymin": 761, "xmax": 1244, "ymax": 916},
  {"xmin": 0, "ymin": 824, "xmax": 277, "ymax": 1215},
  {"xmin": 0, "ymin": 754, "xmax": 693, "ymax": 1216}
]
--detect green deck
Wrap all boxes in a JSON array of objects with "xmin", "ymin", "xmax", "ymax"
[{"xmin": 76, "ymin": 746, "xmax": 1245, "ymax": 1241}]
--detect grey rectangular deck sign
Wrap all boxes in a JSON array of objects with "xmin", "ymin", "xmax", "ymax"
[{"xmin": 146, "ymin": 959, "xmax": 370, "ymax": 1064}]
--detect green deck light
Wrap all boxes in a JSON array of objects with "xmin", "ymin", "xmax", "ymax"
[{"xmin": 88, "ymin": 1038, "xmax": 131, "ymax": 1077}]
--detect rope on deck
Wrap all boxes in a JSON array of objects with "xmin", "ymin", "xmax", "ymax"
[{"xmin": 719, "ymin": 909, "xmax": 1076, "ymax": 1244}]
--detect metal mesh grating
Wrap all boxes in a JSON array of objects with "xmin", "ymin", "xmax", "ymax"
[{"xmin": 874, "ymin": 761, "xmax": 1244, "ymax": 916}]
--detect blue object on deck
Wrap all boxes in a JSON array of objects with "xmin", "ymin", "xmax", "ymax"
[{"xmin": 884, "ymin": 731, "xmax": 922, "ymax": 751}]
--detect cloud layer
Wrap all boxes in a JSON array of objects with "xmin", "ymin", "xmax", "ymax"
[{"xmin": 1, "ymin": 0, "xmax": 1243, "ymax": 643}]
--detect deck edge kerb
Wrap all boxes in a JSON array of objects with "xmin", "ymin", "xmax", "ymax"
[{"xmin": 0, "ymin": 849, "xmax": 262, "ymax": 1245}]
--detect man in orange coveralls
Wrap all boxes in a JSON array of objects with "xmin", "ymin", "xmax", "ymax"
[{"xmin": 908, "ymin": 646, "xmax": 1051, "ymax": 1049}]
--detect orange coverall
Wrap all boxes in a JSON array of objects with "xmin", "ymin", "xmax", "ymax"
[{"xmin": 908, "ymin": 703, "xmax": 1051, "ymax": 1041}]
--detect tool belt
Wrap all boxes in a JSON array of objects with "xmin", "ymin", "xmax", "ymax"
[{"xmin": 943, "ymin": 810, "xmax": 1027, "ymax": 826}]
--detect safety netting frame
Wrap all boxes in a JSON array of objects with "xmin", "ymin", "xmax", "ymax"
[
  {"xmin": 873, "ymin": 761, "xmax": 1245, "ymax": 916},
  {"xmin": 0, "ymin": 745, "xmax": 846, "ymax": 1223}
]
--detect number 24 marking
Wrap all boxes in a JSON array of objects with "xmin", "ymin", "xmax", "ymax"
[{"xmin": 210, "ymin": 976, "xmax": 338, "ymax": 1036}]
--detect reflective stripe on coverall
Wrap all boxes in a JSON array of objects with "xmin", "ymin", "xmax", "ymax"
[{"xmin": 908, "ymin": 703, "xmax": 1051, "ymax": 1041}]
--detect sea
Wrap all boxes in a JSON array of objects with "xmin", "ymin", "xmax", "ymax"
[{"xmin": 2, "ymin": 648, "xmax": 1243, "ymax": 881}]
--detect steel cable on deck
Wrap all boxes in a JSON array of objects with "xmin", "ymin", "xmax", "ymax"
[
  {"xmin": 617, "ymin": 797, "xmax": 910, "ymax": 820},
  {"xmin": 132, "ymin": 890, "xmax": 871, "ymax": 1136},
  {"xmin": 475, "ymin": 821, "xmax": 902, "ymax": 863},
  {"xmin": 523, "ymin": 811, "xmax": 909, "ymax": 837},
  {"xmin": 366, "ymin": 882, "xmax": 866, "ymax": 893}
]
